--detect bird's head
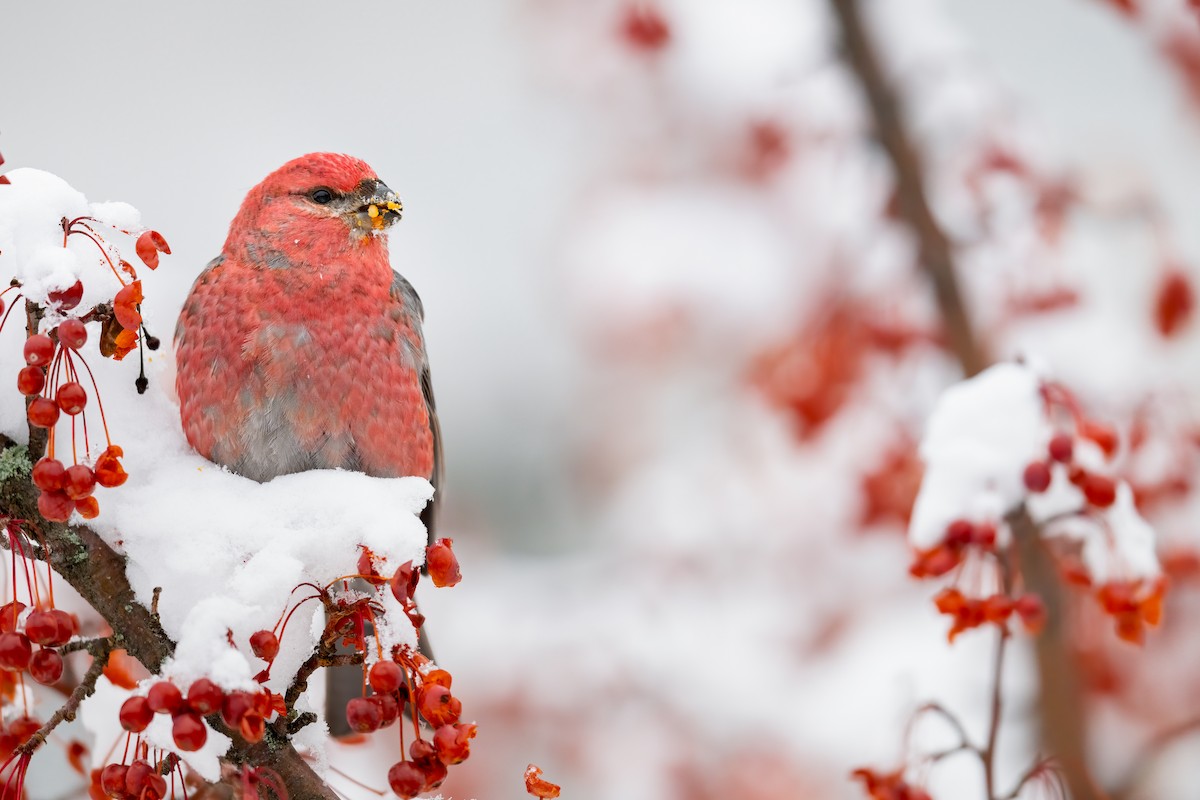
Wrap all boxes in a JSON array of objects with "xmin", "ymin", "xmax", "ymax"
[{"xmin": 225, "ymin": 153, "xmax": 403, "ymax": 258}]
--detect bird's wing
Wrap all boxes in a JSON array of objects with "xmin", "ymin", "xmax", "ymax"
[{"xmin": 390, "ymin": 272, "xmax": 442, "ymax": 545}]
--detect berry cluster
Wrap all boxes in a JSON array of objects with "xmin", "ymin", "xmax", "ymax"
[
  {"xmin": 9, "ymin": 216, "xmax": 169, "ymax": 523},
  {"xmin": 118, "ymin": 678, "xmax": 281, "ymax": 754},
  {"xmin": 90, "ymin": 744, "xmax": 187, "ymax": 800}
]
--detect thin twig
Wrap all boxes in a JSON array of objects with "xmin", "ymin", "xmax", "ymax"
[{"xmin": 16, "ymin": 640, "xmax": 111, "ymax": 755}]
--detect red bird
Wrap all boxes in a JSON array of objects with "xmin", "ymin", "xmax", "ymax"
[{"xmin": 175, "ymin": 153, "xmax": 441, "ymax": 533}]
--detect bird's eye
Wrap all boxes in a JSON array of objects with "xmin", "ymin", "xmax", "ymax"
[{"xmin": 310, "ymin": 188, "xmax": 334, "ymax": 205}]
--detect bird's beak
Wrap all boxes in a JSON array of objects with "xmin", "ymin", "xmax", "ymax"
[{"xmin": 349, "ymin": 179, "xmax": 403, "ymax": 233}]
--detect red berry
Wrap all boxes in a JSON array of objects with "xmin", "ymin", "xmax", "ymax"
[
  {"xmin": 28, "ymin": 397, "xmax": 60, "ymax": 428},
  {"xmin": 221, "ymin": 690, "xmax": 254, "ymax": 727},
  {"xmin": 124, "ymin": 760, "xmax": 153, "ymax": 795},
  {"xmin": 0, "ymin": 603, "xmax": 25, "ymax": 635},
  {"xmin": 0, "ymin": 633, "xmax": 32, "ymax": 671},
  {"xmin": 172, "ymin": 712, "xmax": 207, "ymax": 751},
  {"xmin": 16, "ymin": 366, "xmax": 44, "ymax": 396},
  {"xmin": 37, "ymin": 490, "xmax": 74, "ymax": 522},
  {"xmin": 433, "ymin": 722, "xmax": 477, "ymax": 765},
  {"xmin": 48, "ymin": 609, "xmax": 77, "ymax": 644},
  {"xmin": 56, "ymin": 382, "xmax": 87, "ymax": 415},
  {"xmin": 426, "ymin": 538, "xmax": 462, "ymax": 588},
  {"xmin": 621, "ymin": 5, "xmax": 670, "ymax": 51},
  {"xmin": 48, "ymin": 280, "xmax": 84, "ymax": 311},
  {"xmin": 32, "ymin": 458, "xmax": 65, "ymax": 492},
  {"xmin": 417, "ymin": 683, "xmax": 461, "ymax": 727},
  {"xmin": 1023, "ymin": 461, "xmax": 1052, "ymax": 493},
  {"xmin": 249, "ymin": 630, "xmax": 279, "ymax": 661},
  {"xmin": 944, "ymin": 519, "xmax": 974, "ymax": 546},
  {"xmin": 100, "ymin": 763, "xmax": 128, "ymax": 795},
  {"xmin": 23, "ymin": 334, "xmax": 54, "ymax": 366},
  {"xmin": 346, "ymin": 696, "xmax": 382, "ymax": 733},
  {"xmin": 1048, "ymin": 434, "xmax": 1074, "ymax": 463},
  {"xmin": 119, "ymin": 696, "xmax": 154, "ymax": 732},
  {"xmin": 369, "ymin": 661, "xmax": 404, "ymax": 694},
  {"xmin": 75, "ymin": 496, "xmax": 100, "ymax": 519},
  {"xmin": 1083, "ymin": 474, "xmax": 1117, "ymax": 508},
  {"xmin": 418, "ymin": 755, "xmax": 448, "ymax": 789},
  {"xmin": 187, "ymin": 677, "xmax": 225, "ymax": 714},
  {"xmin": 147, "ymin": 681, "xmax": 183, "ymax": 714},
  {"xmin": 387, "ymin": 761, "xmax": 426, "ymax": 799},
  {"xmin": 372, "ymin": 693, "xmax": 401, "ymax": 728},
  {"xmin": 94, "ymin": 445, "xmax": 128, "ymax": 488},
  {"xmin": 63, "ymin": 464, "xmax": 96, "ymax": 500},
  {"xmin": 57, "ymin": 318, "xmax": 87, "ymax": 349},
  {"xmin": 29, "ymin": 649, "xmax": 63, "ymax": 684},
  {"xmin": 25, "ymin": 610, "xmax": 58, "ymax": 645}
]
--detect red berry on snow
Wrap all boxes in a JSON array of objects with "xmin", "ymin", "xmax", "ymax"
[
  {"xmin": 172, "ymin": 712, "xmax": 207, "ymax": 751},
  {"xmin": 74, "ymin": 496, "xmax": 100, "ymax": 519},
  {"xmin": 187, "ymin": 677, "xmax": 225, "ymax": 714},
  {"xmin": 369, "ymin": 660, "xmax": 404, "ymax": 694},
  {"xmin": 119, "ymin": 696, "xmax": 154, "ymax": 732},
  {"xmin": 147, "ymin": 681, "xmax": 183, "ymax": 714},
  {"xmin": 249, "ymin": 630, "xmax": 279, "ymax": 661},
  {"xmin": 48, "ymin": 280, "xmax": 84, "ymax": 311}
]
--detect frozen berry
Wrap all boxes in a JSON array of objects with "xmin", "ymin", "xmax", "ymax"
[
  {"xmin": 1082, "ymin": 474, "xmax": 1117, "ymax": 508},
  {"xmin": 147, "ymin": 681, "xmax": 183, "ymax": 714},
  {"xmin": 57, "ymin": 318, "xmax": 87, "ymax": 349},
  {"xmin": 32, "ymin": 458, "xmax": 65, "ymax": 492},
  {"xmin": 387, "ymin": 761, "xmax": 425, "ymax": 799},
  {"xmin": 172, "ymin": 712, "xmax": 207, "ymax": 751},
  {"xmin": 369, "ymin": 660, "xmax": 404, "ymax": 694},
  {"xmin": 426, "ymin": 538, "xmax": 462, "ymax": 588},
  {"xmin": 249, "ymin": 630, "xmax": 279, "ymax": 661},
  {"xmin": 187, "ymin": 677, "xmax": 225, "ymax": 714}
]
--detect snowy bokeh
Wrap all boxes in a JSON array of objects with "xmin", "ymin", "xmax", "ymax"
[{"xmin": 7, "ymin": 0, "xmax": 1200, "ymax": 798}]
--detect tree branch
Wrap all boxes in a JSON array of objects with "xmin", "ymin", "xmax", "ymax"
[
  {"xmin": 827, "ymin": 1, "xmax": 1096, "ymax": 796},
  {"xmin": 0, "ymin": 435, "xmax": 340, "ymax": 799},
  {"xmin": 16, "ymin": 639, "xmax": 111, "ymax": 756},
  {"xmin": 827, "ymin": 0, "xmax": 988, "ymax": 377}
]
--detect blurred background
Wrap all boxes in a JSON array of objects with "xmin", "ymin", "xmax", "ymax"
[{"xmin": 7, "ymin": 0, "xmax": 1200, "ymax": 797}]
